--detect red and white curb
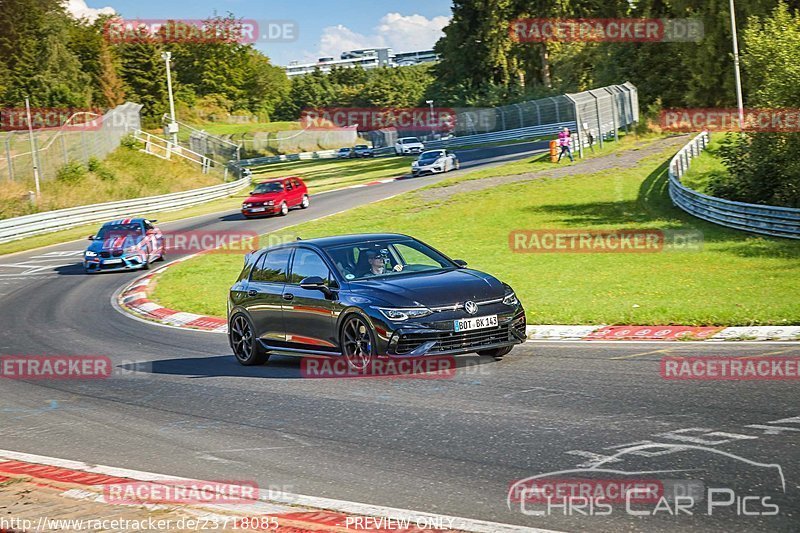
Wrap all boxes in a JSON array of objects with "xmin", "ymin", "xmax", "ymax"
[
  {"xmin": 526, "ymin": 324, "xmax": 800, "ymax": 342},
  {"xmin": 0, "ymin": 449, "xmax": 554, "ymax": 533},
  {"xmin": 116, "ymin": 268, "xmax": 800, "ymax": 343},
  {"xmin": 115, "ymin": 256, "xmax": 227, "ymax": 333}
]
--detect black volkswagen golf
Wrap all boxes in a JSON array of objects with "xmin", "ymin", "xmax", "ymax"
[{"xmin": 227, "ymin": 233, "xmax": 526, "ymax": 370}]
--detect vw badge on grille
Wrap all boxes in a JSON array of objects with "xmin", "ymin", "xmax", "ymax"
[{"xmin": 464, "ymin": 301, "xmax": 478, "ymax": 315}]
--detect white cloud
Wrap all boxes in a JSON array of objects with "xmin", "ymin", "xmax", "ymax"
[
  {"xmin": 317, "ymin": 12, "xmax": 449, "ymax": 58},
  {"xmin": 64, "ymin": 0, "xmax": 115, "ymax": 22}
]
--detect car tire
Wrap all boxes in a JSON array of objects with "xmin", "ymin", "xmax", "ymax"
[
  {"xmin": 477, "ymin": 346, "xmax": 512, "ymax": 361},
  {"xmin": 141, "ymin": 255, "xmax": 150, "ymax": 270},
  {"xmin": 230, "ymin": 313, "xmax": 270, "ymax": 366},
  {"xmin": 279, "ymin": 202, "xmax": 288, "ymax": 216},
  {"xmin": 340, "ymin": 313, "xmax": 376, "ymax": 372},
  {"xmin": 300, "ymin": 195, "xmax": 310, "ymax": 209},
  {"xmin": 454, "ymin": 160, "xmax": 460, "ymax": 170}
]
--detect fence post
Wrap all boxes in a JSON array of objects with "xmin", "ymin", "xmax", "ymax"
[
  {"xmin": 591, "ymin": 92, "xmax": 603, "ymax": 148},
  {"xmin": 549, "ymin": 97, "xmax": 560, "ymax": 123},
  {"xmin": 532, "ymin": 100, "xmax": 541, "ymax": 125},
  {"xmin": 605, "ymin": 88, "xmax": 619, "ymax": 142},
  {"xmin": 564, "ymin": 94, "xmax": 583, "ymax": 159},
  {"xmin": 513, "ymin": 103, "xmax": 524, "ymax": 129},
  {"xmin": 4, "ymin": 137, "xmax": 12, "ymax": 181}
]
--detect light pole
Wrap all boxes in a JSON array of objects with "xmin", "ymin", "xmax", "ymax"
[
  {"xmin": 426, "ymin": 99, "xmax": 434, "ymax": 139},
  {"xmin": 25, "ymin": 97, "xmax": 41, "ymax": 200},
  {"xmin": 729, "ymin": 0, "xmax": 745, "ymax": 126},
  {"xmin": 161, "ymin": 51, "xmax": 179, "ymax": 146}
]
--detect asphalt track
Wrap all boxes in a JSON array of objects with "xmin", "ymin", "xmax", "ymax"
[{"xmin": 0, "ymin": 141, "xmax": 798, "ymax": 532}]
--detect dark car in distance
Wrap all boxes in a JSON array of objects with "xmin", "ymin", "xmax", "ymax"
[
  {"xmin": 227, "ymin": 233, "xmax": 526, "ymax": 370},
  {"xmin": 353, "ymin": 145, "xmax": 374, "ymax": 158}
]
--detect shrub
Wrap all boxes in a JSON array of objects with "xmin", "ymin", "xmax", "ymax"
[
  {"xmin": 87, "ymin": 157, "xmax": 102, "ymax": 171},
  {"xmin": 56, "ymin": 161, "xmax": 87, "ymax": 184}
]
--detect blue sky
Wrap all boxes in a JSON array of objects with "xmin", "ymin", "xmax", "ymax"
[{"xmin": 68, "ymin": 0, "xmax": 454, "ymax": 66}]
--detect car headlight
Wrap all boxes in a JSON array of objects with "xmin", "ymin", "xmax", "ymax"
[
  {"xmin": 124, "ymin": 246, "xmax": 138, "ymax": 254},
  {"xmin": 243, "ymin": 203, "xmax": 252, "ymax": 208},
  {"xmin": 85, "ymin": 251, "xmax": 97, "ymax": 257},
  {"xmin": 377, "ymin": 307, "xmax": 432, "ymax": 321},
  {"xmin": 502, "ymin": 291, "xmax": 519, "ymax": 306},
  {"xmin": 266, "ymin": 200, "xmax": 274, "ymax": 206}
]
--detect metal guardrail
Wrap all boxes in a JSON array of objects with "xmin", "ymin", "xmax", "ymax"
[
  {"xmin": 237, "ymin": 122, "xmax": 577, "ymax": 173},
  {"xmin": 0, "ymin": 176, "xmax": 251, "ymax": 245},
  {"xmin": 668, "ymin": 132, "xmax": 800, "ymax": 239}
]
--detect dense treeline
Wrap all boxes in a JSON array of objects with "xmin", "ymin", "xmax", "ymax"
[{"xmin": 0, "ymin": 1, "xmax": 289, "ymax": 125}]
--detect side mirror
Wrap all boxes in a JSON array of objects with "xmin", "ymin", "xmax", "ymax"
[
  {"xmin": 87, "ymin": 235, "xmax": 95, "ymax": 241},
  {"xmin": 300, "ymin": 276, "xmax": 331, "ymax": 296},
  {"xmin": 454, "ymin": 259, "xmax": 468, "ymax": 267},
  {"xmin": 249, "ymin": 190, "xmax": 256, "ymax": 195}
]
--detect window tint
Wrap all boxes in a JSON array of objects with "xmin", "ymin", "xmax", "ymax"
[
  {"xmin": 251, "ymin": 248, "xmax": 291, "ymax": 283},
  {"xmin": 289, "ymin": 248, "xmax": 331, "ymax": 285}
]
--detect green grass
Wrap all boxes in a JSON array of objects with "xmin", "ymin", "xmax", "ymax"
[
  {"xmin": 252, "ymin": 156, "xmax": 411, "ymax": 193},
  {"xmin": 680, "ymin": 137, "xmax": 729, "ymax": 194},
  {"xmin": 194, "ymin": 121, "xmax": 301, "ymax": 136},
  {"xmin": 151, "ymin": 136, "xmax": 800, "ymax": 325}
]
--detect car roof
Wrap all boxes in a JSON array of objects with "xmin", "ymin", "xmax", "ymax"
[
  {"xmin": 103, "ymin": 218, "xmax": 145, "ymax": 226},
  {"xmin": 269, "ymin": 233, "xmax": 413, "ymax": 250},
  {"xmin": 421, "ymin": 149, "xmax": 445, "ymax": 155},
  {"xmin": 258, "ymin": 176, "xmax": 301, "ymax": 183}
]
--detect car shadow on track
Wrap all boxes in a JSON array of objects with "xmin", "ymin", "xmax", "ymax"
[{"xmin": 118, "ymin": 354, "xmax": 495, "ymax": 380}]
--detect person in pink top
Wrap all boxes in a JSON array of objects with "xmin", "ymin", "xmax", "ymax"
[{"xmin": 557, "ymin": 127, "xmax": 574, "ymax": 163}]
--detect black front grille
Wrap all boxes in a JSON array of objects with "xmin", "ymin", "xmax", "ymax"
[
  {"xmin": 396, "ymin": 324, "xmax": 511, "ymax": 354},
  {"xmin": 100, "ymin": 251, "xmax": 110, "ymax": 258}
]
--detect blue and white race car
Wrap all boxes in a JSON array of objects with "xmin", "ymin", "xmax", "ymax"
[{"xmin": 83, "ymin": 218, "xmax": 165, "ymax": 273}]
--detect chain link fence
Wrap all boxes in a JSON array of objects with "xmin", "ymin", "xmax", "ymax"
[
  {"xmin": 367, "ymin": 82, "xmax": 638, "ymax": 152},
  {"xmin": 0, "ymin": 102, "xmax": 142, "ymax": 183}
]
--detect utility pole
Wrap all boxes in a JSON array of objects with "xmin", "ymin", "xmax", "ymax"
[
  {"xmin": 729, "ymin": 0, "xmax": 745, "ymax": 126},
  {"xmin": 25, "ymin": 97, "xmax": 41, "ymax": 199},
  {"xmin": 161, "ymin": 51, "xmax": 179, "ymax": 146},
  {"xmin": 426, "ymin": 99, "xmax": 435, "ymax": 139}
]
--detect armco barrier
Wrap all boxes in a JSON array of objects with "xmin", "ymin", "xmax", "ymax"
[
  {"xmin": 0, "ymin": 176, "xmax": 251, "ymax": 245},
  {"xmin": 238, "ymin": 122, "xmax": 576, "ymax": 173},
  {"xmin": 668, "ymin": 132, "xmax": 800, "ymax": 239}
]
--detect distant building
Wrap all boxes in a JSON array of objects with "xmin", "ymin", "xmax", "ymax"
[{"xmin": 284, "ymin": 47, "xmax": 438, "ymax": 77}]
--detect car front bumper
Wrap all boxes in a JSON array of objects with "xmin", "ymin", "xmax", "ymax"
[
  {"xmin": 84, "ymin": 254, "xmax": 147, "ymax": 272},
  {"xmin": 368, "ymin": 303, "xmax": 527, "ymax": 357},
  {"xmin": 412, "ymin": 163, "xmax": 446, "ymax": 175},
  {"xmin": 242, "ymin": 206, "xmax": 279, "ymax": 216}
]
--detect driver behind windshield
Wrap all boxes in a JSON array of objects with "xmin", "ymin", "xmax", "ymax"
[{"xmin": 363, "ymin": 250, "xmax": 402, "ymax": 277}]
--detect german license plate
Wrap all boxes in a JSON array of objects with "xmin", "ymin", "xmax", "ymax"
[
  {"xmin": 104, "ymin": 259, "xmax": 122, "ymax": 264},
  {"xmin": 454, "ymin": 315, "xmax": 498, "ymax": 332},
  {"xmin": 251, "ymin": 207, "xmax": 266, "ymax": 212}
]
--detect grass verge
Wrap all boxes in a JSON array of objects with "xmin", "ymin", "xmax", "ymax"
[{"xmin": 151, "ymin": 134, "xmax": 800, "ymax": 325}]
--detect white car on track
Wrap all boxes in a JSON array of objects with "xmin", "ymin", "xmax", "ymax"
[
  {"xmin": 394, "ymin": 137, "xmax": 425, "ymax": 155},
  {"xmin": 411, "ymin": 149, "xmax": 460, "ymax": 176}
]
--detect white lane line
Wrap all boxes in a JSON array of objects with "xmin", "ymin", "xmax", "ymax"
[{"xmin": 0, "ymin": 449, "xmax": 557, "ymax": 533}]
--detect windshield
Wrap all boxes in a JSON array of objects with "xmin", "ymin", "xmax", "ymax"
[
  {"xmin": 419, "ymin": 151, "xmax": 443, "ymax": 162},
  {"xmin": 324, "ymin": 239, "xmax": 454, "ymax": 281},
  {"xmin": 95, "ymin": 223, "xmax": 142, "ymax": 240},
  {"xmin": 402, "ymin": 137, "xmax": 421, "ymax": 144},
  {"xmin": 253, "ymin": 182, "xmax": 284, "ymax": 193},
  {"xmin": 355, "ymin": 145, "xmax": 368, "ymax": 149}
]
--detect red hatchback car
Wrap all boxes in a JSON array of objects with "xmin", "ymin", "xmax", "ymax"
[{"xmin": 241, "ymin": 177, "xmax": 310, "ymax": 217}]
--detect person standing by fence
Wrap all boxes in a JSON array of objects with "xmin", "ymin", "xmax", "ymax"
[{"xmin": 557, "ymin": 127, "xmax": 574, "ymax": 163}]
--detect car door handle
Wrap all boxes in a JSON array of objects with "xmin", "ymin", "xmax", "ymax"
[
  {"xmin": 282, "ymin": 293, "xmax": 294, "ymax": 301},
  {"xmin": 247, "ymin": 289, "xmax": 258, "ymax": 297}
]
